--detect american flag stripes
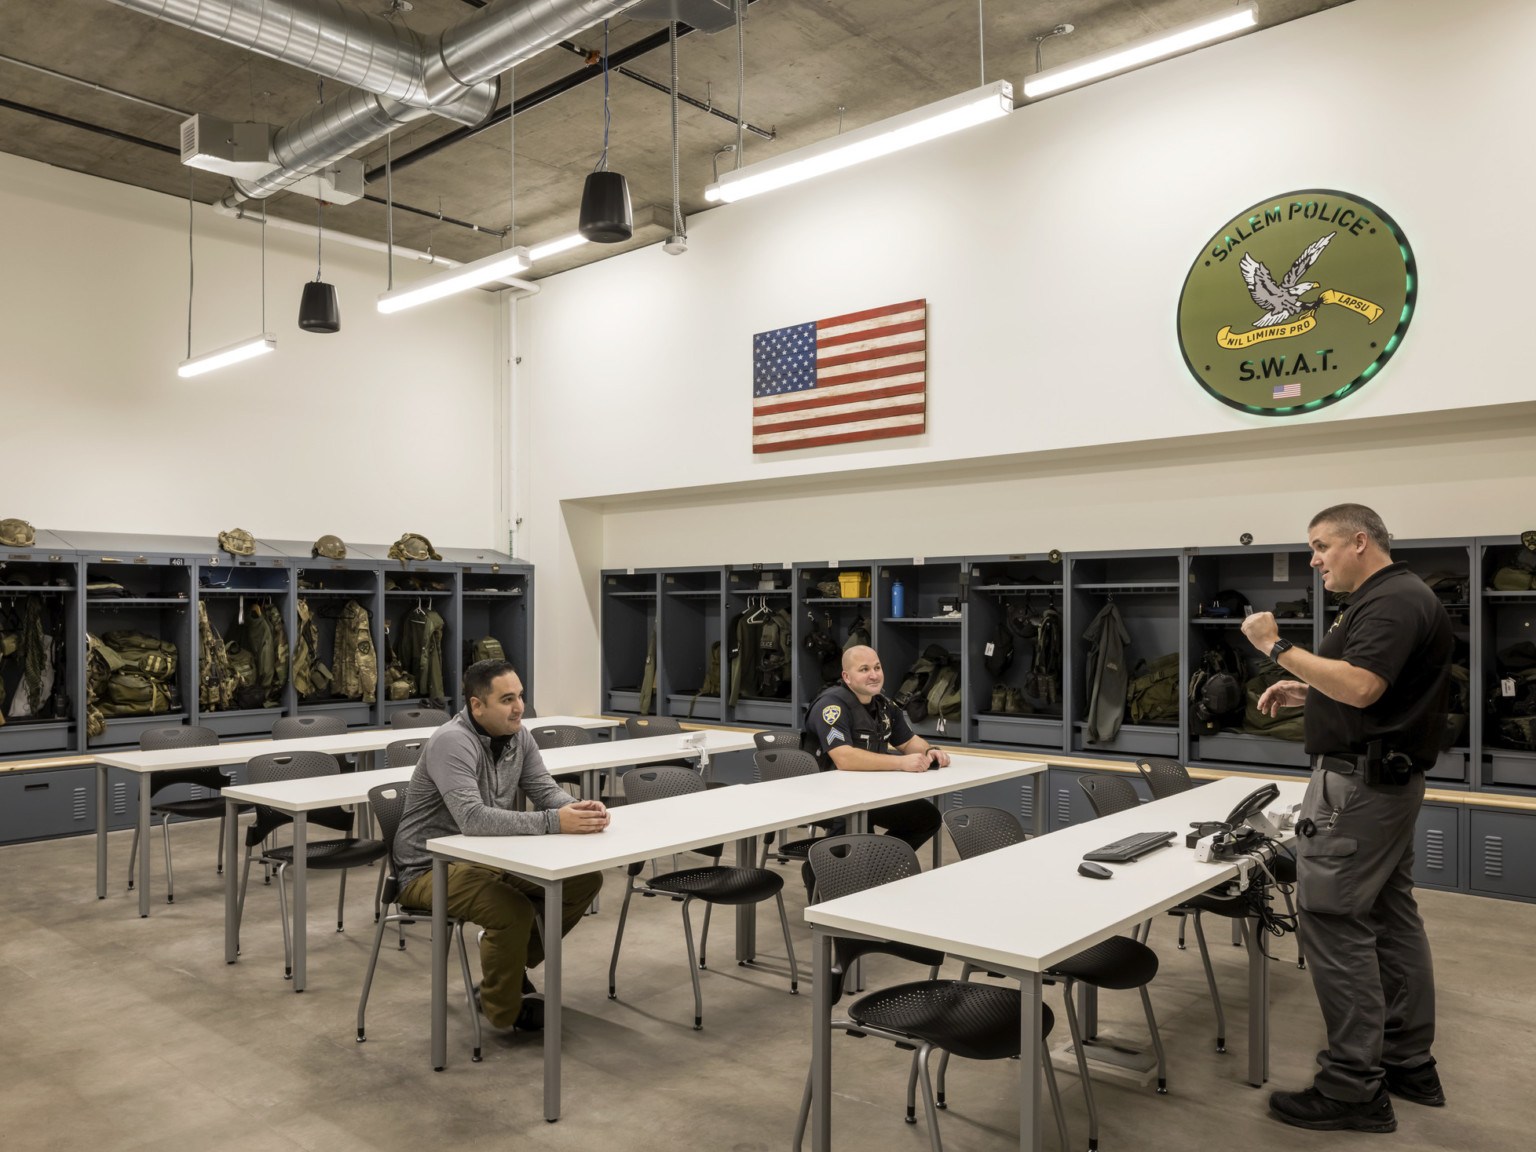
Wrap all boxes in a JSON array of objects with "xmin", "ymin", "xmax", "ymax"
[
  {"xmin": 1272, "ymin": 381, "xmax": 1302, "ymax": 400},
  {"xmin": 751, "ymin": 299, "xmax": 928, "ymax": 453}
]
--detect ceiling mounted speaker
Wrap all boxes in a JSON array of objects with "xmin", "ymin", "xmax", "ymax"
[
  {"xmin": 579, "ymin": 171, "xmax": 633, "ymax": 243},
  {"xmin": 298, "ymin": 280, "xmax": 340, "ymax": 333}
]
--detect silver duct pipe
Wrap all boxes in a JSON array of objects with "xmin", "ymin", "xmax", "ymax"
[{"xmin": 114, "ymin": 0, "xmax": 643, "ymax": 202}]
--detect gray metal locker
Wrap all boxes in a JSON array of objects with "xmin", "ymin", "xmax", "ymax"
[
  {"xmin": 1411, "ymin": 803, "xmax": 1459, "ymax": 889},
  {"xmin": 1468, "ymin": 809, "xmax": 1536, "ymax": 900}
]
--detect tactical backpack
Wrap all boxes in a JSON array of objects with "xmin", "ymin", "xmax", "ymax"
[
  {"xmin": 197, "ymin": 603, "xmax": 236, "ymax": 713},
  {"xmin": 924, "ymin": 651, "xmax": 963, "ymax": 724},
  {"xmin": 1189, "ymin": 645, "xmax": 1245, "ymax": 735},
  {"xmin": 98, "ymin": 671, "xmax": 172, "ymax": 717},
  {"xmin": 293, "ymin": 599, "xmax": 334, "ymax": 699},
  {"xmin": 469, "ymin": 636, "xmax": 506, "ymax": 664},
  {"xmin": 1126, "ymin": 653, "xmax": 1181, "ymax": 726},
  {"xmin": 1240, "ymin": 651, "xmax": 1307, "ymax": 741},
  {"xmin": 1029, "ymin": 604, "xmax": 1063, "ymax": 706},
  {"xmin": 803, "ymin": 611, "xmax": 840, "ymax": 687},
  {"xmin": 103, "ymin": 631, "xmax": 178, "ymax": 681},
  {"xmin": 84, "ymin": 633, "xmax": 126, "ymax": 738},
  {"xmin": 384, "ymin": 625, "xmax": 414, "ymax": 700},
  {"xmin": 757, "ymin": 609, "xmax": 793, "ymax": 699},
  {"xmin": 224, "ymin": 642, "xmax": 265, "ymax": 710},
  {"xmin": 235, "ymin": 602, "xmax": 288, "ymax": 708},
  {"xmin": 334, "ymin": 600, "xmax": 379, "ymax": 701},
  {"xmin": 845, "ymin": 615, "xmax": 871, "ymax": 651},
  {"xmin": 893, "ymin": 644, "xmax": 952, "ymax": 724},
  {"xmin": 1492, "ymin": 539, "xmax": 1536, "ymax": 591}
]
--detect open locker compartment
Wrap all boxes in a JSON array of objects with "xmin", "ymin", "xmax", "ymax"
[
  {"xmin": 1480, "ymin": 535, "xmax": 1536, "ymax": 790},
  {"xmin": 724, "ymin": 565, "xmax": 794, "ymax": 727},
  {"xmin": 0, "ymin": 533, "xmax": 81, "ymax": 756},
  {"xmin": 1068, "ymin": 550, "xmax": 1183, "ymax": 759},
  {"xmin": 793, "ymin": 560, "xmax": 878, "ymax": 729},
  {"xmin": 194, "ymin": 560, "xmax": 293, "ymax": 738},
  {"xmin": 1186, "ymin": 543, "xmax": 1318, "ymax": 771},
  {"xmin": 295, "ymin": 590, "xmax": 379, "ymax": 728},
  {"xmin": 459, "ymin": 558, "xmax": 531, "ymax": 715},
  {"xmin": 602, "ymin": 571, "xmax": 659, "ymax": 715},
  {"xmin": 965, "ymin": 554, "xmax": 1066, "ymax": 751},
  {"xmin": 876, "ymin": 560, "xmax": 964, "ymax": 744},
  {"xmin": 659, "ymin": 568, "xmax": 723, "ymax": 721}
]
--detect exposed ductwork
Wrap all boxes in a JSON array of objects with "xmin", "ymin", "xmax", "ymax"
[{"xmin": 110, "ymin": 0, "xmax": 644, "ymax": 202}]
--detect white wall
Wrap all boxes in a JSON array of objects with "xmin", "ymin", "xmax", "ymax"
[
  {"xmin": 0, "ymin": 152, "xmax": 507, "ymax": 547},
  {"xmin": 517, "ymin": 0, "xmax": 1536, "ymax": 712}
]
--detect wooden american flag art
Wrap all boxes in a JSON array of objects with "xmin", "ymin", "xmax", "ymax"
[{"xmin": 751, "ymin": 299, "xmax": 927, "ymax": 453}]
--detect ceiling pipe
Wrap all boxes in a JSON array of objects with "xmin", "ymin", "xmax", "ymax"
[{"xmin": 109, "ymin": 0, "xmax": 647, "ymax": 203}]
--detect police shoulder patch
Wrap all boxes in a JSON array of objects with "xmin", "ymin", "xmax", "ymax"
[{"xmin": 821, "ymin": 704, "xmax": 842, "ymax": 726}]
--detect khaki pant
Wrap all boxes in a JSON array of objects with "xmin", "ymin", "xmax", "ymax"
[{"xmin": 400, "ymin": 863, "xmax": 604, "ymax": 1029}]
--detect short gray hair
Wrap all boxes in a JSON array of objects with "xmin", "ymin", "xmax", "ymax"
[{"xmin": 1309, "ymin": 503, "xmax": 1391, "ymax": 554}]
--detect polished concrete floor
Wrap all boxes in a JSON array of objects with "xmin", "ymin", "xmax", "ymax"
[{"xmin": 3, "ymin": 819, "xmax": 1533, "ymax": 1152}]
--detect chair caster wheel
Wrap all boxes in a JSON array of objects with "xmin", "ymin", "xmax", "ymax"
[
  {"xmin": 357, "ymin": 1032, "xmax": 366, "ymax": 1043},
  {"xmin": 167, "ymin": 895, "xmax": 174, "ymax": 904},
  {"xmin": 791, "ymin": 985, "xmax": 799, "ymax": 995},
  {"xmin": 1157, "ymin": 1079, "xmax": 1168, "ymax": 1095},
  {"xmin": 1216, "ymin": 1042, "xmax": 1227, "ymax": 1054},
  {"xmin": 904, "ymin": 1117, "xmax": 916, "ymax": 1125},
  {"xmin": 693, "ymin": 1020, "xmax": 702, "ymax": 1031},
  {"xmin": 699, "ymin": 962, "xmax": 707, "ymax": 970},
  {"xmin": 1298, "ymin": 960, "xmax": 1306, "ymax": 970},
  {"xmin": 472, "ymin": 1051, "xmax": 483, "ymax": 1062}
]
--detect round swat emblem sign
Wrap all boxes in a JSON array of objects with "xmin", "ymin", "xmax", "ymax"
[{"xmin": 1177, "ymin": 190, "xmax": 1415, "ymax": 415}]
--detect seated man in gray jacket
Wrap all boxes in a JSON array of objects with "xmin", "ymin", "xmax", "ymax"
[{"xmin": 395, "ymin": 658, "xmax": 607, "ymax": 1031}]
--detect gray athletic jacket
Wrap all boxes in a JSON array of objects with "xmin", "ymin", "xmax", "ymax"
[{"xmin": 393, "ymin": 709, "xmax": 576, "ymax": 889}]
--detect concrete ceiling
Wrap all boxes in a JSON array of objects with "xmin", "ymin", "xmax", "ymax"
[{"xmin": 0, "ymin": 0, "xmax": 1353, "ymax": 278}]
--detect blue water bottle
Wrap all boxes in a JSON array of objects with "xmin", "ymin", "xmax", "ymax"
[{"xmin": 891, "ymin": 580, "xmax": 906, "ymax": 619}]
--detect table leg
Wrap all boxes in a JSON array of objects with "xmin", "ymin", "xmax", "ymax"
[
  {"xmin": 1020, "ymin": 971, "xmax": 1045, "ymax": 1152},
  {"xmin": 95, "ymin": 762, "xmax": 108, "ymax": 899},
  {"xmin": 357, "ymin": 751, "xmax": 375, "ymax": 837},
  {"xmin": 224, "ymin": 796, "xmax": 239, "ymax": 963},
  {"xmin": 845, "ymin": 813, "xmax": 868, "ymax": 991},
  {"xmin": 543, "ymin": 878, "xmax": 564, "ymax": 1123},
  {"xmin": 431, "ymin": 856, "xmax": 448, "ymax": 1070},
  {"xmin": 137, "ymin": 773, "xmax": 152, "ymax": 917},
  {"xmin": 735, "ymin": 836, "xmax": 757, "ymax": 963},
  {"xmin": 810, "ymin": 928, "xmax": 833, "ymax": 1152},
  {"xmin": 1245, "ymin": 916, "xmax": 1270, "ymax": 1086},
  {"xmin": 291, "ymin": 813, "xmax": 307, "ymax": 992}
]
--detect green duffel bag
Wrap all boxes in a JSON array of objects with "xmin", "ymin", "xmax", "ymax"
[
  {"xmin": 470, "ymin": 636, "xmax": 506, "ymax": 664},
  {"xmin": 98, "ymin": 670, "xmax": 172, "ymax": 716},
  {"xmin": 1127, "ymin": 652, "xmax": 1181, "ymax": 725},
  {"xmin": 1241, "ymin": 674, "xmax": 1306, "ymax": 741},
  {"xmin": 103, "ymin": 630, "xmax": 178, "ymax": 680},
  {"xmin": 1493, "ymin": 567, "xmax": 1535, "ymax": 591}
]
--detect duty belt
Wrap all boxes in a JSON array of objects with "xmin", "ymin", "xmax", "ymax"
[{"xmin": 1313, "ymin": 753, "xmax": 1365, "ymax": 776}]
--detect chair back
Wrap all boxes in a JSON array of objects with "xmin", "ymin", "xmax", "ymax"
[
  {"xmin": 139, "ymin": 725, "xmax": 228, "ymax": 794},
  {"xmin": 753, "ymin": 747, "xmax": 818, "ymax": 783},
  {"xmin": 367, "ymin": 782, "xmax": 409, "ymax": 904},
  {"xmin": 390, "ymin": 707, "xmax": 450, "ymax": 729},
  {"xmin": 943, "ymin": 806, "xmax": 1026, "ymax": 860},
  {"xmin": 246, "ymin": 751, "xmax": 347, "ymax": 843},
  {"xmin": 531, "ymin": 724, "xmax": 593, "ymax": 750},
  {"xmin": 752, "ymin": 729, "xmax": 796, "ymax": 751},
  {"xmin": 386, "ymin": 738, "xmax": 428, "ymax": 769},
  {"xmin": 1079, "ymin": 773, "xmax": 1142, "ymax": 818},
  {"xmin": 272, "ymin": 714, "xmax": 346, "ymax": 740},
  {"xmin": 621, "ymin": 765, "xmax": 705, "ymax": 804},
  {"xmin": 625, "ymin": 715, "xmax": 683, "ymax": 740},
  {"xmin": 1135, "ymin": 757, "xmax": 1193, "ymax": 800},
  {"xmin": 807, "ymin": 835, "xmax": 931, "ymax": 1002}
]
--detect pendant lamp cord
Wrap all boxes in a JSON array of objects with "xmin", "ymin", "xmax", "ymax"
[
  {"xmin": 260, "ymin": 200, "xmax": 267, "ymax": 333},
  {"xmin": 186, "ymin": 170, "xmax": 194, "ymax": 359},
  {"xmin": 508, "ymin": 67, "xmax": 516, "ymax": 243},
  {"xmin": 734, "ymin": 0, "xmax": 744, "ymax": 168},
  {"xmin": 592, "ymin": 21, "xmax": 610, "ymax": 173},
  {"xmin": 315, "ymin": 199, "xmax": 324, "ymax": 281},
  {"xmin": 978, "ymin": 0, "xmax": 985, "ymax": 86},
  {"xmin": 385, "ymin": 132, "xmax": 394, "ymax": 290},
  {"xmin": 669, "ymin": 21, "xmax": 682, "ymax": 239}
]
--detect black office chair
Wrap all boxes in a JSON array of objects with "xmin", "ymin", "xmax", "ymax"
[
  {"xmin": 1133, "ymin": 757, "xmax": 1304, "ymax": 970},
  {"xmin": 386, "ymin": 738, "xmax": 428, "ymax": 769},
  {"xmin": 942, "ymin": 806, "xmax": 1168, "ymax": 1151},
  {"xmin": 533, "ymin": 723, "xmax": 599, "ymax": 799},
  {"xmin": 236, "ymin": 751, "xmax": 388, "ymax": 980},
  {"xmin": 272, "ymin": 713, "xmax": 357, "ymax": 772},
  {"xmin": 390, "ymin": 707, "xmax": 450, "ymax": 729},
  {"xmin": 794, "ymin": 835, "xmax": 1070, "ymax": 1152},
  {"xmin": 127, "ymin": 726, "xmax": 250, "ymax": 903},
  {"xmin": 1079, "ymin": 772, "xmax": 1242, "ymax": 1053},
  {"xmin": 608, "ymin": 766, "xmax": 799, "ymax": 1029},
  {"xmin": 753, "ymin": 748, "xmax": 827, "ymax": 869},
  {"xmin": 356, "ymin": 782, "xmax": 483, "ymax": 1061},
  {"xmin": 625, "ymin": 715, "xmax": 683, "ymax": 739},
  {"xmin": 752, "ymin": 730, "xmax": 796, "ymax": 751}
]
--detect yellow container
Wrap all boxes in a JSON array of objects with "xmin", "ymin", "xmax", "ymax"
[{"xmin": 838, "ymin": 571, "xmax": 870, "ymax": 598}]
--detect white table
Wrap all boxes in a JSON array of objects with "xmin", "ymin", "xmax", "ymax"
[
  {"xmin": 217, "ymin": 727, "xmax": 750, "ymax": 992},
  {"xmin": 425, "ymin": 753, "xmax": 1049, "ymax": 1123},
  {"xmin": 91, "ymin": 715, "xmax": 617, "ymax": 917},
  {"xmin": 804, "ymin": 775, "xmax": 1306, "ymax": 1152}
]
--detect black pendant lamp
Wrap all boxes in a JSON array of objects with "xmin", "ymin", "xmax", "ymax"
[
  {"xmin": 299, "ymin": 199, "xmax": 341, "ymax": 332},
  {"xmin": 578, "ymin": 22, "xmax": 633, "ymax": 244}
]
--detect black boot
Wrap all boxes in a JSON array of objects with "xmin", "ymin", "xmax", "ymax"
[
  {"xmin": 1384, "ymin": 1059, "xmax": 1445, "ymax": 1107},
  {"xmin": 1269, "ymin": 1087, "xmax": 1397, "ymax": 1133}
]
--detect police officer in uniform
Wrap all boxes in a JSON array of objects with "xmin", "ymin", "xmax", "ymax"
[
  {"xmin": 1241, "ymin": 503, "xmax": 1450, "ymax": 1133},
  {"xmin": 801, "ymin": 645, "xmax": 949, "ymax": 891}
]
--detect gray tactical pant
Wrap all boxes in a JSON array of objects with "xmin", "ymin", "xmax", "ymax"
[{"xmin": 1295, "ymin": 768, "xmax": 1436, "ymax": 1102}]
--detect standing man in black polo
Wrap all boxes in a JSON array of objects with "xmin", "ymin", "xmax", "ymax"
[
  {"xmin": 1241, "ymin": 503, "xmax": 1451, "ymax": 1133},
  {"xmin": 801, "ymin": 645, "xmax": 949, "ymax": 892}
]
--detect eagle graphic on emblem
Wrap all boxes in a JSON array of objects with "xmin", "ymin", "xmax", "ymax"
[{"xmin": 1239, "ymin": 232, "xmax": 1336, "ymax": 328}]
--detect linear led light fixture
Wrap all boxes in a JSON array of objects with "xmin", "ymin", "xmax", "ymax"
[
  {"xmin": 177, "ymin": 334, "xmax": 275, "ymax": 378},
  {"xmin": 704, "ymin": 80, "xmax": 1013, "ymax": 204},
  {"xmin": 1024, "ymin": 3, "xmax": 1257, "ymax": 99},
  {"xmin": 527, "ymin": 232, "xmax": 588, "ymax": 261},
  {"xmin": 377, "ymin": 246, "xmax": 533, "ymax": 313}
]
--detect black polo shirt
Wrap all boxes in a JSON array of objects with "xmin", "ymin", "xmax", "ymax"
[
  {"xmin": 803, "ymin": 684, "xmax": 915, "ymax": 771},
  {"xmin": 1305, "ymin": 562, "xmax": 1453, "ymax": 768}
]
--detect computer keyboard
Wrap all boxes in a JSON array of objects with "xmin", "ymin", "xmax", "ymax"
[{"xmin": 1083, "ymin": 830, "xmax": 1177, "ymax": 863}]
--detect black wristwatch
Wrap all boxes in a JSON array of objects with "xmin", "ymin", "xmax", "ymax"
[{"xmin": 1269, "ymin": 638, "xmax": 1294, "ymax": 661}]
